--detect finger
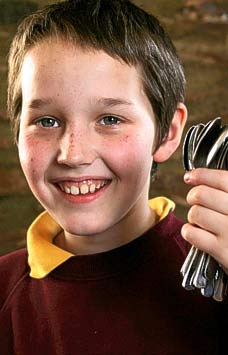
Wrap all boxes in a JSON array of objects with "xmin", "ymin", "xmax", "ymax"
[
  {"xmin": 186, "ymin": 185, "xmax": 228, "ymax": 215},
  {"xmin": 184, "ymin": 168, "xmax": 228, "ymax": 193},
  {"xmin": 181, "ymin": 223, "xmax": 228, "ymax": 269},
  {"xmin": 187, "ymin": 205, "xmax": 228, "ymax": 237},
  {"xmin": 181, "ymin": 223, "xmax": 218, "ymax": 256}
]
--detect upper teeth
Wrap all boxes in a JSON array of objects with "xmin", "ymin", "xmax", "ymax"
[
  {"xmin": 59, "ymin": 181, "xmax": 106, "ymax": 195},
  {"xmin": 71, "ymin": 186, "xmax": 80, "ymax": 195}
]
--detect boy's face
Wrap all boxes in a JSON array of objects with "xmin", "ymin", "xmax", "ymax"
[{"xmin": 18, "ymin": 39, "xmax": 160, "ymax": 244}]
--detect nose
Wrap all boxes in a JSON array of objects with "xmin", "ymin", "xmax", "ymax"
[{"xmin": 57, "ymin": 129, "xmax": 97, "ymax": 167}]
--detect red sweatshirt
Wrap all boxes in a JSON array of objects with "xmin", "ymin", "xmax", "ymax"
[{"xmin": 0, "ymin": 212, "xmax": 227, "ymax": 354}]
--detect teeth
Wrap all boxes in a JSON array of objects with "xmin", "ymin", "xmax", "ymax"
[
  {"xmin": 89, "ymin": 184, "xmax": 96, "ymax": 193},
  {"xmin": 71, "ymin": 186, "xmax": 79, "ymax": 195},
  {"xmin": 80, "ymin": 184, "xmax": 89, "ymax": 195},
  {"xmin": 59, "ymin": 180, "xmax": 108, "ymax": 195},
  {"xmin": 59, "ymin": 184, "xmax": 64, "ymax": 192},
  {"xmin": 65, "ymin": 186, "xmax": 71, "ymax": 194}
]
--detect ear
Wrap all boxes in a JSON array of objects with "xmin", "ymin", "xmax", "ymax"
[{"xmin": 153, "ymin": 103, "xmax": 187, "ymax": 163}]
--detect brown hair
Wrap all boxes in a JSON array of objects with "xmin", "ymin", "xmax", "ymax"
[{"xmin": 7, "ymin": 0, "xmax": 185, "ymax": 147}]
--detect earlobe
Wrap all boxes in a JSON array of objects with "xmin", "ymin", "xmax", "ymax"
[{"xmin": 153, "ymin": 103, "xmax": 187, "ymax": 163}]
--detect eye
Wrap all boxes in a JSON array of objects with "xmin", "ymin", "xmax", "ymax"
[
  {"xmin": 98, "ymin": 115, "xmax": 121, "ymax": 126},
  {"xmin": 36, "ymin": 116, "xmax": 60, "ymax": 128}
]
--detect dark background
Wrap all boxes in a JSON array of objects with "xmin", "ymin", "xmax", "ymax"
[{"xmin": 0, "ymin": 0, "xmax": 228, "ymax": 255}]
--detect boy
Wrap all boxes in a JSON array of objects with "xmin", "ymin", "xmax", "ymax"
[{"xmin": 1, "ymin": 0, "xmax": 228, "ymax": 353}]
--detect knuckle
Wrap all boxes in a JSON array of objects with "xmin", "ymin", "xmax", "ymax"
[
  {"xmin": 181, "ymin": 224, "xmax": 189, "ymax": 241},
  {"xmin": 181, "ymin": 223, "xmax": 195, "ymax": 244},
  {"xmin": 192, "ymin": 168, "xmax": 204, "ymax": 183},
  {"xmin": 187, "ymin": 205, "xmax": 199, "ymax": 223},
  {"xmin": 181, "ymin": 223, "xmax": 190, "ymax": 238},
  {"xmin": 187, "ymin": 185, "xmax": 205, "ymax": 205},
  {"xmin": 224, "ymin": 177, "xmax": 228, "ymax": 192}
]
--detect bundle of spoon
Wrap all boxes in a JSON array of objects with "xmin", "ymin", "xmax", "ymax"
[{"xmin": 180, "ymin": 117, "xmax": 228, "ymax": 301}]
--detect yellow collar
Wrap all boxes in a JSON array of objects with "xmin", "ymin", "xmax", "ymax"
[{"xmin": 27, "ymin": 197, "xmax": 175, "ymax": 279}]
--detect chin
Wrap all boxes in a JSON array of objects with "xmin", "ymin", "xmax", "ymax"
[{"xmin": 62, "ymin": 220, "xmax": 109, "ymax": 238}]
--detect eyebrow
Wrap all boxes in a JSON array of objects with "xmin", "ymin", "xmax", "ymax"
[
  {"xmin": 26, "ymin": 98, "xmax": 54, "ymax": 109},
  {"xmin": 26, "ymin": 97, "xmax": 133, "ymax": 110},
  {"xmin": 96, "ymin": 97, "xmax": 133, "ymax": 108}
]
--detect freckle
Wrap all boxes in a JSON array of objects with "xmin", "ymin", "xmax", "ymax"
[
  {"xmin": 70, "ymin": 133, "xmax": 75, "ymax": 145},
  {"xmin": 30, "ymin": 158, "xmax": 34, "ymax": 162}
]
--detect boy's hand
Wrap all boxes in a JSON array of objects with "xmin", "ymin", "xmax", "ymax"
[{"xmin": 181, "ymin": 168, "xmax": 228, "ymax": 274}]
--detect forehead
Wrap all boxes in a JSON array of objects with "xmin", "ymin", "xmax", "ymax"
[
  {"xmin": 21, "ymin": 39, "xmax": 141, "ymax": 93},
  {"xmin": 20, "ymin": 39, "xmax": 154, "ymax": 116}
]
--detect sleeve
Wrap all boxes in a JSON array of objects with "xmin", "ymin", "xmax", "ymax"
[{"xmin": 0, "ymin": 249, "xmax": 29, "ymax": 353}]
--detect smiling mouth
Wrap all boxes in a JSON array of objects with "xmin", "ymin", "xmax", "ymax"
[{"xmin": 56, "ymin": 179, "xmax": 111, "ymax": 196}]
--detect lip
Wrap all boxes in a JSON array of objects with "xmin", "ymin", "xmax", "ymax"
[
  {"xmin": 51, "ymin": 176, "xmax": 112, "ymax": 184},
  {"xmin": 52, "ymin": 179, "xmax": 112, "ymax": 204}
]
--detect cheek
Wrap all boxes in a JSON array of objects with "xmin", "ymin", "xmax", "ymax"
[
  {"xmin": 102, "ymin": 133, "xmax": 153, "ymax": 178},
  {"xmin": 18, "ymin": 135, "xmax": 49, "ymax": 183}
]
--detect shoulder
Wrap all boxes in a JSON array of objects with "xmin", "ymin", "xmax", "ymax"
[
  {"xmin": 168, "ymin": 212, "xmax": 190, "ymax": 254},
  {"xmin": 0, "ymin": 248, "xmax": 28, "ymax": 273},
  {"xmin": 154, "ymin": 212, "xmax": 190, "ymax": 257},
  {"xmin": 0, "ymin": 249, "xmax": 30, "ymax": 310}
]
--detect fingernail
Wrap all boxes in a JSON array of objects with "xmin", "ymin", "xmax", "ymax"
[{"xmin": 184, "ymin": 172, "xmax": 191, "ymax": 182}]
